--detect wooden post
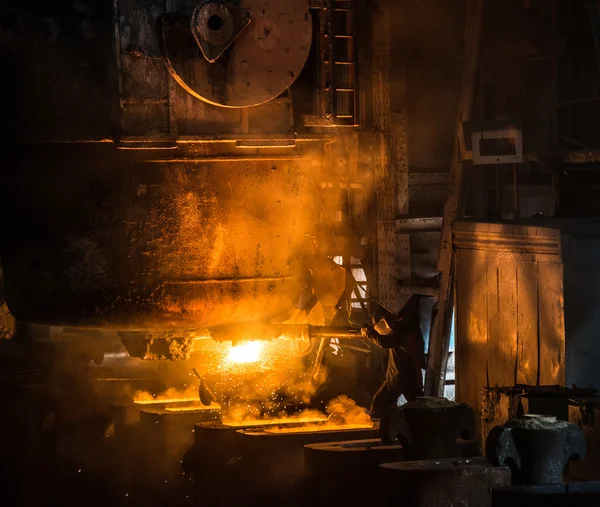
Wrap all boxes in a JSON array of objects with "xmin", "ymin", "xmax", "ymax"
[
  {"xmin": 513, "ymin": 163, "xmax": 519, "ymax": 217},
  {"xmin": 425, "ymin": 0, "xmax": 485, "ymax": 397}
]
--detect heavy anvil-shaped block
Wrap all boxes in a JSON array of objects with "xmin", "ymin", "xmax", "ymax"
[
  {"xmin": 381, "ymin": 397, "xmax": 476, "ymax": 460},
  {"xmin": 486, "ymin": 415, "xmax": 587, "ymax": 485}
]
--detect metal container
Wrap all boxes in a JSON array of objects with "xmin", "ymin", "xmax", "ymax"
[
  {"xmin": 381, "ymin": 457, "xmax": 511, "ymax": 507},
  {"xmin": 2, "ymin": 148, "xmax": 316, "ymax": 332},
  {"xmin": 302, "ymin": 438, "xmax": 406, "ymax": 507},
  {"xmin": 188, "ymin": 420, "xmax": 378, "ymax": 506},
  {"xmin": 492, "ymin": 483, "xmax": 600, "ymax": 507}
]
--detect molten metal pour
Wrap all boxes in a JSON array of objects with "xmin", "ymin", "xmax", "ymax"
[{"xmin": 192, "ymin": 323, "xmax": 364, "ymax": 407}]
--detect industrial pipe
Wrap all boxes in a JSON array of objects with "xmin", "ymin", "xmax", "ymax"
[{"xmin": 206, "ymin": 321, "xmax": 363, "ymax": 343}]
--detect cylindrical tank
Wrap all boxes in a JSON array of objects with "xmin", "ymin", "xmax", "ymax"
[
  {"xmin": 0, "ymin": 0, "xmax": 337, "ymax": 334},
  {"xmin": 380, "ymin": 458, "xmax": 511, "ymax": 507},
  {"xmin": 2, "ymin": 143, "xmax": 319, "ymax": 330}
]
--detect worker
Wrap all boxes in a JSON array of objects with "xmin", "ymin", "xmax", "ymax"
[{"xmin": 361, "ymin": 295, "xmax": 425, "ymax": 419}]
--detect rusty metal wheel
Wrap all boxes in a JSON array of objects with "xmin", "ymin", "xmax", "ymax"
[{"xmin": 160, "ymin": 0, "xmax": 312, "ymax": 107}]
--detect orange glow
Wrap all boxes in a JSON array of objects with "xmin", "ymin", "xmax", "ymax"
[
  {"xmin": 226, "ymin": 341, "xmax": 264, "ymax": 364},
  {"xmin": 261, "ymin": 422, "xmax": 373, "ymax": 434},
  {"xmin": 223, "ymin": 415, "xmax": 328, "ymax": 428},
  {"xmin": 134, "ymin": 397, "xmax": 195, "ymax": 405},
  {"xmin": 129, "ymin": 335, "xmax": 372, "ymax": 432},
  {"xmin": 133, "ymin": 385, "xmax": 200, "ymax": 404},
  {"xmin": 165, "ymin": 404, "xmax": 220, "ymax": 413}
]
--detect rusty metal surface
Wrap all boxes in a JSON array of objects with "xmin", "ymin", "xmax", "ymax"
[
  {"xmin": 381, "ymin": 397, "xmax": 476, "ymax": 459},
  {"xmin": 381, "ymin": 457, "xmax": 511, "ymax": 507},
  {"xmin": 374, "ymin": 136, "xmax": 399, "ymax": 311},
  {"xmin": 160, "ymin": 0, "xmax": 312, "ymax": 107},
  {"xmin": 188, "ymin": 421, "xmax": 378, "ymax": 506},
  {"xmin": 395, "ymin": 217, "xmax": 443, "ymax": 232},
  {"xmin": 235, "ymin": 424, "xmax": 378, "ymax": 454},
  {"xmin": 1, "ymin": 143, "xmax": 320, "ymax": 330},
  {"xmin": 302, "ymin": 439, "xmax": 404, "ymax": 507},
  {"xmin": 492, "ymin": 483, "xmax": 600, "ymax": 507},
  {"xmin": 114, "ymin": 0, "xmax": 172, "ymax": 137},
  {"xmin": 371, "ymin": 0, "xmax": 390, "ymax": 133},
  {"xmin": 487, "ymin": 415, "xmax": 586, "ymax": 485},
  {"xmin": 304, "ymin": 438, "xmax": 405, "ymax": 474},
  {"xmin": 119, "ymin": 331, "xmax": 195, "ymax": 360},
  {"xmin": 392, "ymin": 112, "xmax": 409, "ymax": 216},
  {"xmin": 113, "ymin": 0, "xmax": 308, "ymax": 135},
  {"xmin": 190, "ymin": 0, "xmax": 251, "ymax": 63},
  {"xmin": 137, "ymin": 405, "xmax": 221, "ymax": 506},
  {"xmin": 481, "ymin": 386, "xmax": 599, "ymax": 455},
  {"xmin": 371, "ymin": 0, "xmax": 403, "ymax": 312}
]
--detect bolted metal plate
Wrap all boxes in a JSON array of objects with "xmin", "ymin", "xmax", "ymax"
[
  {"xmin": 161, "ymin": 0, "xmax": 312, "ymax": 108},
  {"xmin": 191, "ymin": 0, "xmax": 251, "ymax": 63}
]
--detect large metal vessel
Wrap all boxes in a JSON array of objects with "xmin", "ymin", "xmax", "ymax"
[{"xmin": 0, "ymin": 0, "xmax": 464, "ymax": 354}]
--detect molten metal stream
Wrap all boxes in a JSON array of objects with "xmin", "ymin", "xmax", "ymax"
[{"xmin": 226, "ymin": 341, "xmax": 263, "ymax": 364}]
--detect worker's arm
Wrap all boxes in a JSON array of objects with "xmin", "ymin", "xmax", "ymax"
[
  {"xmin": 362, "ymin": 296, "xmax": 422, "ymax": 349},
  {"xmin": 361, "ymin": 325, "xmax": 403, "ymax": 349}
]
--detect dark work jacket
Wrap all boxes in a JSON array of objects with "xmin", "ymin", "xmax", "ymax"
[{"xmin": 366, "ymin": 297, "xmax": 426, "ymax": 387}]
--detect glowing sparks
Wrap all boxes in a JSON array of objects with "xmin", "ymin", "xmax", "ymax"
[
  {"xmin": 226, "ymin": 341, "xmax": 264, "ymax": 364},
  {"xmin": 130, "ymin": 338, "xmax": 371, "ymax": 434}
]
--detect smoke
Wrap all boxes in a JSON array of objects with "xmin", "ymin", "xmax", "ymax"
[
  {"xmin": 126, "ymin": 338, "xmax": 372, "ymax": 429},
  {"xmin": 223, "ymin": 405, "xmax": 327, "ymax": 426},
  {"xmin": 133, "ymin": 385, "xmax": 199, "ymax": 404},
  {"xmin": 222, "ymin": 396, "xmax": 371, "ymax": 428},
  {"xmin": 325, "ymin": 394, "xmax": 371, "ymax": 426}
]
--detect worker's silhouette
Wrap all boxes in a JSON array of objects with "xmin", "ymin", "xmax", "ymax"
[{"xmin": 361, "ymin": 296, "xmax": 425, "ymax": 418}]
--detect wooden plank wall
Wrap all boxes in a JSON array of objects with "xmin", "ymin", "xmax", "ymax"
[
  {"xmin": 516, "ymin": 261, "xmax": 539, "ymax": 385},
  {"xmin": 538, "ymin": 263, "xmax": 565, "ymax": 384},
  {"xmin": 455, "ymin": 248, "xmax": 566, "ymax": 438}
]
